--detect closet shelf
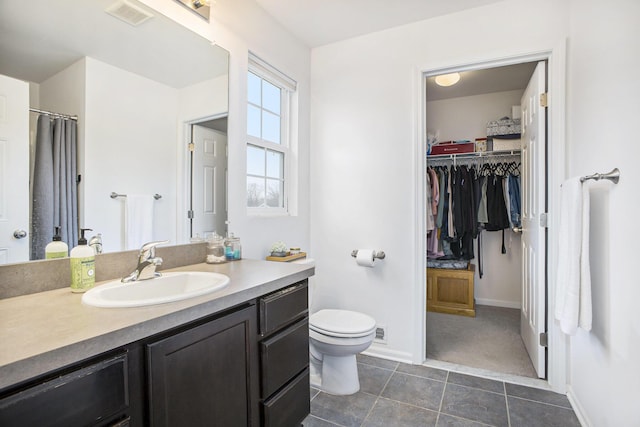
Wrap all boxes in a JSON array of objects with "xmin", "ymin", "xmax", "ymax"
[{"xmin": 427, "ymin": 149, "xmax": 521, "ymax": 161}]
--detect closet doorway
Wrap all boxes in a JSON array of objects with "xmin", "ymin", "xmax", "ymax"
[{"xmin": 424, "ymin": 60, "xmax": 547, "ymax": 380}]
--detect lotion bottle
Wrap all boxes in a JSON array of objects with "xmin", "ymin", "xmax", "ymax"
[
  {"xmin": 70, "ymin": 228, "xmax": 95, "ymax": 293},
  {"xmin": 45, "ymin": 226, "xmax": 68, "ymax": 259}
]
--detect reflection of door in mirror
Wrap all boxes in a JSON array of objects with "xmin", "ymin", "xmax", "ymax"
[
  {"xmin": 0, "ymin": 74, "xmax": 29, "ymax": 264},
  {"xmin": 190, "ymin": 117, "xmax": 228, "ymax": 239}
]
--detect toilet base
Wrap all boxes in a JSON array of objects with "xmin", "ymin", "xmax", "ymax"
[{"xmin": 309, "ymin": 353, "xmax": 360, "ymax": 395}]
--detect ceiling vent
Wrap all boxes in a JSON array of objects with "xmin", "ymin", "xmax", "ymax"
[{"xmin": 105, "ymin": 0, "xmax": 154, "ymax": 27}]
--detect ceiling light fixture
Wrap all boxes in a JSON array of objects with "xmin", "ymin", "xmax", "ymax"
[
  {"xmin": 192, "ymin": 0, "xmax": 209, "ymax": 9},
  {"xmin": 435, "ymin": 72, "xmax": 461, "ymax": 87},
  {"xmin": 174, "ymin": 0, "xmax": 210, "ymax": 20}
]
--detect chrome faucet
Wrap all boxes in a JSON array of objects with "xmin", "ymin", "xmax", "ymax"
[
  {"xmin": 121, "ymin": 240, "xmax": 168, "ymax": 283},
  {"xmin": 88, "ymin": 233, "xmax": 103, "ymax": 254}
]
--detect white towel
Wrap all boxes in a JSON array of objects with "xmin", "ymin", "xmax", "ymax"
[
  {"xmin": 554, "ymin": 177, "xmax": 592, "ymax": 335},
  {"xmin": 125, "ymin": 194, "xmax": 154, "ymax": 250}
]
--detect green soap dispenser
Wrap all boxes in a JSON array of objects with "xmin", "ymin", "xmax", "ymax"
[
  {"xmin": 70, "ymin": 228, "xmax": 96, "ymax": 293},
  {"xmin": 45, "ymin": 226, "xmax": 68, "ymax": 259}
]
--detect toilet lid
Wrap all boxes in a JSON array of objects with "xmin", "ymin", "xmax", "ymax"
[{"xmin": 310, "ymin": 309, "xmax": 376, "ymax": 337}]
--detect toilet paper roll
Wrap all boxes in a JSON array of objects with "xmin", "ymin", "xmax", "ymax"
[{"xmin": 356, "ymin": 249, "xmax": 375, "ymax": 267}]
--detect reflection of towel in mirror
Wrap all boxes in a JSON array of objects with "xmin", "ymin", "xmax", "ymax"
[
  {"xmin": 126, "ymin": 195, "xmax": 154, "ymax": 250},
  {"xmin": 554, "ymin": 178, "xmax": 592, "ymax": 335}
]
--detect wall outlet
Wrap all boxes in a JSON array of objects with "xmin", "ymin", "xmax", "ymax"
[{"xmin": 374, "ymin": 325, "xmax": 387, "ymax": 344}]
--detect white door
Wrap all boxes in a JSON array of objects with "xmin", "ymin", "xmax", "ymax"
[
  {"xmin": 520, "ymin": 61, "xmax": 547, "ymax": 378},
  {"xmin": 191, "ymin": 124, "xmax": 227, "ymax": 238},
  {"xmin": 0, "ymin": 74, "xmax": 29, "ymax": 264}
]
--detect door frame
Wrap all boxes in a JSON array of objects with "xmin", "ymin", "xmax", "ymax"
[{"xmin": 413, "ymin": 41, "xmax": 567, "ymax": 393}]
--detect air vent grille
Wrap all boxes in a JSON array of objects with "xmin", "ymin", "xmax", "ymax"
[
  {"xmin": 374, "ymin": 326, "xmax": 387, "ymax": 344},
  {"xmin": 105, "ymin": 0, "xmax": 153, "ymax": 27}
]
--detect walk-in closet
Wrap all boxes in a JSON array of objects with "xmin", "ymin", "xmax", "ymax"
[{"xmin": 425, "ymin": 62, "xmax": 541, "ymax": 379}]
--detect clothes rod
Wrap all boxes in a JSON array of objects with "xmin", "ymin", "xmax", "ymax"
[
  {"xmin": 580, "ymin": 168, "xmax": 620, "ymax": 184},
  {"xmin": 29, "ymin": 107, "xmax": 78, "ymax": 121},
  {"xmin": 427, "ymin": 150, "xmax": 521, "ymax": 160},
  {"xmin": 110, "ymin": 192, "xmax": 162, "ymax": 200},
  {"xmin": 428, "ymin": 151, "xmax": 521, "ymax": 167}
]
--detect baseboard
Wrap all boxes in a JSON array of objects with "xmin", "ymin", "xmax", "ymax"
[
  {"xmin": 363, "ymin": 344, "xmax": 413, "ymax": 365},
  {"xmin": 566, "ymin": 385, "xmax": 591, "ymax": 427},
  {"xmin": 475, "ymin": 298, "xmax": 521, "ymax": 309}
]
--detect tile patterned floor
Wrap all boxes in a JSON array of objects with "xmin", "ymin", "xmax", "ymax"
[{"xmin": 303, "ymin": 354, "xmax": 581, "ymax": 427}]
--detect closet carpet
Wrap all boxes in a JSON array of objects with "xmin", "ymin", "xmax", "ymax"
[{"xmin": 427, "ymin": 305, "xmax": 537, "ymax": 378}]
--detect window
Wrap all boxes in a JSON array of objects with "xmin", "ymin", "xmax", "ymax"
[{"xmin": 246, "ymin": 54, "xmax": 296, "ymax": 213}]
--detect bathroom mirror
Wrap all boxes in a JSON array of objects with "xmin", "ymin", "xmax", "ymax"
[{"xmin": 0, "ymin": 0, "xmax": 229, "ymax": 261}]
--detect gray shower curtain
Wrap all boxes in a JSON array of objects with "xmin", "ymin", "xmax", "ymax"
[{"xmin": 31, "ymin": 115, "xmax": 78, "ymax": 259}]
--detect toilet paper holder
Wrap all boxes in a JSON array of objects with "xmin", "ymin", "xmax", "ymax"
[{"xmin": 351, "ymin": 250, "xmax": 386, "ymax": 260}]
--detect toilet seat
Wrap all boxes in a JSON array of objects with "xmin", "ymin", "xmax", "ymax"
[{"xmin": 310, "ymin": 309, "xmax": 376, "ymax": 338}]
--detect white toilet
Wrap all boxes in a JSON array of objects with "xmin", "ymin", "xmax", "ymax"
[
  {"xmin": 291, "ymin": 257, "xmax": 376, "ymax": 395},
  {"xmin": 308, "ymin": 309, "xmax": 376, "ymax": 395}
]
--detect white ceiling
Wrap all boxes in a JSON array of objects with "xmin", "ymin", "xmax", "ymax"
[
  {"xmin": 253, "ymin": 0, "xmax": 534, "ymax": 99},
  {"xmin": 255, "ymin": 0, "xmax": 506, "ymax": 48}
]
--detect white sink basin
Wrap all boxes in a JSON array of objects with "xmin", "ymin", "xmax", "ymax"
[{"xmin": 82, "ymin": 272, "xmax": 230, "ymax": 308}]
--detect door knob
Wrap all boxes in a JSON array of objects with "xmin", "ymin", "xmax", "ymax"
[
  {"xmin": 13, "ymin": 229, "xmax": 27, "ymax": 239},
  {"xmin": 512, "ymin": 226, "xmax": 523, "ymax": 233}
]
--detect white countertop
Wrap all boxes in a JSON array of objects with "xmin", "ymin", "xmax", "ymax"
[{"xmin": 0, "ymin": 259, "xmax": 314, "ymax": 390}]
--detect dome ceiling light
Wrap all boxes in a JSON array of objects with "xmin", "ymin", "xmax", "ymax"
[{"xmin": 435, "ymin": 72, "xmax": 461, "ymax": 87}]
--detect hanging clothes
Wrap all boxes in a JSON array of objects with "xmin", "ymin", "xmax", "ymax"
[
  {"xmin": 427, "ymin": 168, "xmax": 443, "ymax": 257},
  {"xmin": 508, "ymin": 174, "xmax": 522, "ymax": 228},
  {"xmin": 426, "ymin": 171, "xmax": 435, "ymax": 231},
  {"xmin": 426, "ymin": 157, "xmax": 521, "ymax": 266},
  {"xmin": 485, "ymin": 174, "xmax": 510, "ymax": 232}
]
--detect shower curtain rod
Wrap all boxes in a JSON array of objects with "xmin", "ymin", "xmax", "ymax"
[{"xmin": 29, "ymin": 107, "xmax": 78, "ymax": 121}]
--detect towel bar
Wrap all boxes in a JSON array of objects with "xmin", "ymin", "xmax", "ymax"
[
  {"xmin": 580, "ymin": 168, "xmax": 620, "ymax": 184},
  {"xmin": 110, "ymin": 192, "xmax": 162, "ymax": 200}
]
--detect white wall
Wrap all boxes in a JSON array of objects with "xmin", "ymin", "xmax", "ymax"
[
  {"xmin": 427, "ymin": 90, "xmax": 524, "ymax": 307},
  {"xmin": 84, "ymin": 57, "xmax": 178, "ymax": 251},
  {"xmin": 564, "ymin": 0, "xmax": 640, "ymax": 425},
  {"xmin": 310, "ymin": 0, "xmax": 569, "ymax": 361}
]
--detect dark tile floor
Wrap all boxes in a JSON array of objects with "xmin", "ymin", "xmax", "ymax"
[{"xmin": 303, "ymin": 354, "xmax": 581, "ymax": 427}]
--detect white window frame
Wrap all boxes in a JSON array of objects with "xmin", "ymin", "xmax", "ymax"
[{"xmin": 246, "ymin": 53, "xmax": 297, "ymax": 215}]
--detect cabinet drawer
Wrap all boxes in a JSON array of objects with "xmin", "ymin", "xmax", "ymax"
[
  {"xmin": 259, "ymin": 280, "xmax": 308, "ymax": 336},
  {"xmin": 0, "ymin": 353, "xmax": 129, "ymax": 427},
  {"xmin": 262, "ymin": 368, "xmax": 310, "ymax": 427},
  {"xmin": 260, "ymin": 317, "xmax": 309, "ymax": 398}
]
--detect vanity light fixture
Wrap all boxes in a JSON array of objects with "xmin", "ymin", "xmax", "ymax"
[
  {"xmin": 435, "ymin": 72, "xmax": 461, "ymax": 87},
  {"xmin": 174, "ymin": 0, "xmax": 211, "ymax": 20}
]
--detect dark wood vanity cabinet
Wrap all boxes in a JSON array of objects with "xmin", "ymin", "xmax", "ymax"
[
  {"xmin": 259, "ymin": 281, "xmax": 310, "ymax": 427},
  {"xmin": 0, "ymin": 280, "xmax": 311, "ymax": 427},
  {"xmin": 146, "ymin": 303, "xmax": 260, "ymax": 427}
]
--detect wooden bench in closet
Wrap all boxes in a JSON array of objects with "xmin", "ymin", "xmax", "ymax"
[{"xmin": 426, "ymin": 262, "xmax": 475, "ymax": 317}]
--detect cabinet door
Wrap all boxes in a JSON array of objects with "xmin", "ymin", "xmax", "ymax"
[
  {"xmin": 0, "ymin": 353, "xmax": 129, "ymax": 427},
  {"xmin": 147, "ymin": 305, "xmax": 259, "ymax": 427}
]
